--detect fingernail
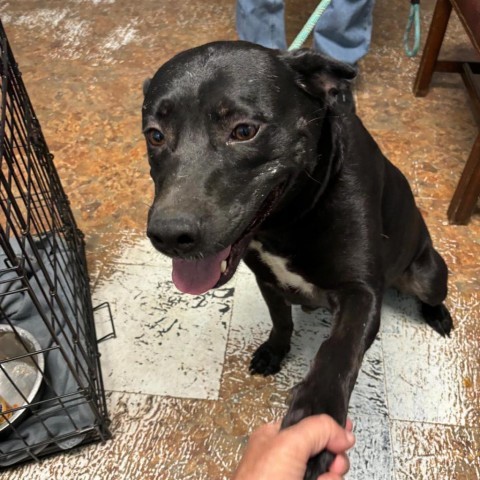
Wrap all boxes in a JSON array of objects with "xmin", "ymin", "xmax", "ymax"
[{"xmin": 346, "ymin": 431, "xmax": 355, "ymax": 444}]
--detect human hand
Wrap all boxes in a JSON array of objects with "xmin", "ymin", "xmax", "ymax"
[{"xmin": 232, "ymin": 414, "xmax": 355, "ymax": 480}]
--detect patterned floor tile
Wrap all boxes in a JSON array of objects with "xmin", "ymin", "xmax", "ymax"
[
  {"xmin": 381, "ymin": 288, "xmax": 479, "ymax": 426},
  {"xmin": 93, "ymin": 262, "xmax": 235, "ymax": 399},
  {"xmin": 391, "ymin": 420, "xmax": 480, "ymax": 480}
]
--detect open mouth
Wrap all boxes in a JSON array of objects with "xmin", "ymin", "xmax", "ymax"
[{"xmin": 171, "ymin": 182, "xmax": 286, "ymax": 295}]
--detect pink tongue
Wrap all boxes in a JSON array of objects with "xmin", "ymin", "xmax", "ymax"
[{"xmin": 172, "ymin": 246, "xmax": 232, "ymax": 295}]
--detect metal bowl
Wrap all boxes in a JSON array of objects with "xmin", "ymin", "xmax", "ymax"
[{"xmin": 0, "ymin": 325, "xmax": 44, "ymax": 434}]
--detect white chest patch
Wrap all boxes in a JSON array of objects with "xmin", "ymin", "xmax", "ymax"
[{"xmin": 249, "ymin": 240, "xmax": 316, "ymax": 297}]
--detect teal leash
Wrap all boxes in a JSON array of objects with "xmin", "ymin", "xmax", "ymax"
[
  {"xmin": 404, "ymin": 0, "xmax": 421, "ymax": 57},
  {"xmin": 288, "ymin": 0, "xmax": 332, "ymax": 50},
  {"xmin": 289, "ymin": 0, "xmax": 420, "ymax": 58}
]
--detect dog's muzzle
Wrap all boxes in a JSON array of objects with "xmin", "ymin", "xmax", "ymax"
[{"xmin": 147, "ymin": 181, "xmax": 287, "ymax": 295}]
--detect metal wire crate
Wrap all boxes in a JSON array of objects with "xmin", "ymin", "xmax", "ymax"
[{"xmin": 0, "ymin": 21, "xmax": 111, "ymax": 466}]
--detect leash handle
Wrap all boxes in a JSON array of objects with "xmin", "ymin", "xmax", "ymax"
[
  {"xmin": 404, "ymin": 1, "xmax": 421, "ymax": 57},
  {"xmin": 288, "ymin": 0, "xmax": 332, "ymax": 51}
]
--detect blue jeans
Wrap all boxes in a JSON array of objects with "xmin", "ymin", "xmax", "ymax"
[{"xmin": 236, "ymin": 0, "xmax": 375, "ymax": 65}]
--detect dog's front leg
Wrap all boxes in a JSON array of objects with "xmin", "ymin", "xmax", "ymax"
[
  {"xmin": 250, "ymin": 279, "xmax": 293, "ymax": 376},
  {"xmin": 282, "ymin": 285, "xmax": 382, "ymax": 479}
]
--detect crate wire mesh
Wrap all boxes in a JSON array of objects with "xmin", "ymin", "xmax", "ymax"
[{"xmin": 0, "ymin": 21, "xmax": 111, "ymax": 466}]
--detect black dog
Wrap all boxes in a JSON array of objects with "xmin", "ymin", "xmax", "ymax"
[{"xmin": 142, "ymin": 41, "xmax": 452, "ymax": 478}]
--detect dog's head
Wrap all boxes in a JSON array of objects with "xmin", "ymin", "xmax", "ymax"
[{"xmin": 142, "ymin": 41, "xmax": 355, "ymax": 294}]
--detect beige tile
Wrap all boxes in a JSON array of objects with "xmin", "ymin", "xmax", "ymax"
[{"xmin": 391, "ymin": 420, "xmax": 480, "ymax": 480}]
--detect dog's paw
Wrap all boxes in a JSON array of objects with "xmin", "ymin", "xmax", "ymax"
[
  {"xmin": 421, "ymin": 303, "xmax": 453, "ymax": 337},
  {"xmin": 304, "ymin": 451, "xmax": 336, "ymax": 480},
  {"xmin": 281, "ymin": 381, "xmax": 346, "ymax": 478},
  {"xmin": 249, "ymin": 342, "xmax": 289, "ymax": 376}
]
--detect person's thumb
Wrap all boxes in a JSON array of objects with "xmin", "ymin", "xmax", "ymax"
[{"xmin": 287, "ymin": 414, "xmax": 355, "ymax": 459}]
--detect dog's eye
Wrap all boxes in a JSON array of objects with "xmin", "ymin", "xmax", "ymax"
[
  {"xmin": 146, "ymin": 129, "xmax": 165, "ymax": 146},
  {"xmin": 230, "ymin": 124, "xmax": 258, "ymax": 142}
]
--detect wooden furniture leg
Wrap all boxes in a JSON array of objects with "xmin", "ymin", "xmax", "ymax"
[
  {"xmin": 413, "ymin": 0, "xmax": 453, "ymax": 97},
  {"xmin": 448, "ymin": 131, "xmax": 480, "ymax": 224}
]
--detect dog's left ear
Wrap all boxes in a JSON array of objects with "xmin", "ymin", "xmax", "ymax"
[
  {"xmin": 143, "ymin": 78, "xmax": 151, "ymax": 97},
  {"xmin": 279, "ymin": 49, "xmax": 356, "ymax": 103}
]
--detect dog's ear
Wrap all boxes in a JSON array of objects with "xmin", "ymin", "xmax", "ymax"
[
  {"xmin": 143, "ymin": 78, "xmax": 151, "ymax": 97},
  {"xmin": 279, "ymin": 49, "xmax": 356, "ymax": 103}
]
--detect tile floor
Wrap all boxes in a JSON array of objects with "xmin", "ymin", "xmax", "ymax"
[{"xmin": 1, "ymin": 0, "xmax": 479, "ymax": 478}]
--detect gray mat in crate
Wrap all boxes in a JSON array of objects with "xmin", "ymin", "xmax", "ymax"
[{"xmin": 0, "ymin": 234, "xmax": 95, "ymax": 466}]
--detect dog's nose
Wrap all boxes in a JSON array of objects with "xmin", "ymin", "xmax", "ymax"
[{"xmin": 147, "ymin": 214, "xmax": 201, "ymax": 255}]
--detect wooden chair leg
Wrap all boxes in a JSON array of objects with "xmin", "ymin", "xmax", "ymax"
[
  {"xmin": 413, "ymin": 0, "xmax": 452, "ymax": 97},
  {"xmin": 448, "ymin": 131, "xmax": 480, "ymax": 224}
]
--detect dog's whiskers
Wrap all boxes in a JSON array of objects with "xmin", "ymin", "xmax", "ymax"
[
  {"xmin": 306, "ymin": 115, "xmax": 325, "ymax": 125},
  {"xmin": 303, "ymin": 169, "xmax": 323, "ymax": 185}
]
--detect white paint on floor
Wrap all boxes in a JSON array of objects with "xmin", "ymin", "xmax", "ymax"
[
  {"xmin": 3, "ymin": 8, "xmax": 142, "ymax": 64},
  {"xmin": 1, "ymin": 9, "xmax": 70, "ymax": 28},
  {"xmin": 94, "ymin": 261, "xmax": 236, "ymax": 400},
  {"xmin": 102, "ymin": 22, "xmax": 139, "ymax": 51}
]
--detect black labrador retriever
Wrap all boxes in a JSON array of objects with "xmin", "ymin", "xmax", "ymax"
[{"xmin": 142, "ymin": 41, "xmax": 452, "ymax": 478}]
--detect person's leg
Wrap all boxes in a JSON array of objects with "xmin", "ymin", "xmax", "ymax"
[
  {"xmin": 313, "ymin": 0, "xmax": 375, "ymax": 65},
  {"xmin": 236, "ymin": 0, "xmax": 287, "ymax": 49}
]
